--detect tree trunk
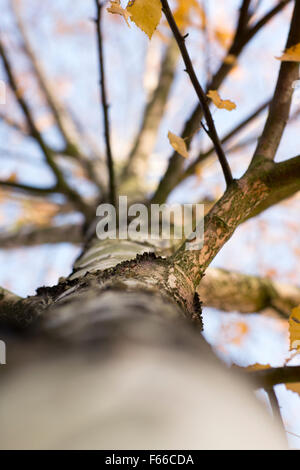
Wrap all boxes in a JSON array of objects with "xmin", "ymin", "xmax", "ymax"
[{"xmin": 0, "ymin": 230, "xmax": 286, "ymax": 450}]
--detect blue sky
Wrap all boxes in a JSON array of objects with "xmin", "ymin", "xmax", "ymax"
[{"xmin": 0, "ymin": 0, "xmax": 299, "ymax": 446}]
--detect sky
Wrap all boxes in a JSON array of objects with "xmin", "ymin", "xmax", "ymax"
[{"xmin": 0, "ymin": 0, "xmax": 299, "ymax": 447}]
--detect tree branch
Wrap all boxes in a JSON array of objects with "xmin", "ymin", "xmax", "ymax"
[
  {"xmin": 247, "ymin": 154, "xmax": 300, "ymax": 219},
  {"xmin": 245, "ymin": 0, "xmax": 292, "ymax": 44},
  {"xmin": 235, "ymin": 0, "xmax": 252, "ymax": 39},
  {"xmin": 161, "ymin": 0, "xmax": 233, "ymax": 187},
  {"xmin": 0, "ymin": 223, "xmax": 83, "ymax": 248},
  {"xmin": 121, "ymin": 40, "xmax": 179, "ymax": 195},
  {"xmin": 171, "ymin": 156, "xmax": 300, "ymax": 288},
  {"xmin": 11, "ymin": 0, "xmax": 81, "ymax": 155},
  {"xmin": 0, "ymin": 180, "xmax": 59, "ymax": 196},
  {"xmin": 95, "ymin": 0, "xmax": 116, "ymax": 206},
  {"xmin": 0, "ymin": 38, "xmax": 92, "ymax": 218},
  {"xmin": 249, "ymin": 366, "xmax": 300, "ymax": 389},
  {"xmin": 252, "ymin": 0, "xmax": 300, "ymax": 163},
  {"xmin": 152, "ymin": 0, "xmax": 292, "ymax": 203},
  {"xmin": 11, "ymin": 0, "xmax": 107, "ymax": 194},
  {"xmin": 199, "ymin": 267, "xmax": 300, "ymax": 317},
  {"xmin": 0, "ymin": 286, "xmax": 22, "ymax": 322},
  {"xmin": 180, "ymin": 98, "xmax": 271, "ymax": 183}
]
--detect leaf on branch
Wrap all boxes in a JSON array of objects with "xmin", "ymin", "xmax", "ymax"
[
  {"xmin": 107, "ymin": 0, "xmax": 132, "ymax": 27},
  {"xmin": 276, "ymin": 43, "xmax": 300, "ymax": 62},
  {"xmin": 248, "ymin": 363, "xmax": 271, "ymax": 371},
  {"xmin": 207, "ymin": 90, "xmax": 236, "ymax": 111},
  {"xmin": 173, "ymin": 0, "xmax": 205, "ymax": 29},
  {"xmin": 224, "ymin": 54, "xmax": 237, "ymax": 65},
  {"xmin": 245, "ymin": 363, "xmax": 272, "ymax": 372},
  {"xmin": 6, "ymin": 172, "xmax": 18, "ymax": 183},
  {"xmin": 126, "ymin": 0, "xmax": 162, "ymax": 39},
  {"xmin": 289, "ymin": 305, "xmax": 300, "ymax": 351},
  {"xmin": 168, "ymin": 131, "xmax": 189, "ymax": 159},
  {"xmin": 286, "ymin": 383, "xmax": 300, "ymax": 397}
]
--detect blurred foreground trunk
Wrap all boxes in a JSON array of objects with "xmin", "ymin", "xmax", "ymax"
[{"xmin": 0, "ymin": 233, "xmax": 287, "ymax": 450}]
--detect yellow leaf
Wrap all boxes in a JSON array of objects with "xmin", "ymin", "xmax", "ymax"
[
  {"xmin": 276, "ymin": 42, "xmax": 300, "ymax": 62},
  {"xmin": 6, "ymin": 172, "xmax": 18, "ymax": 183},
  {"xmin": 246, "ymin": 363, "xmax": 272, "ymax": 372},
  {"xmin": 214, "ymin": 27, "xmax": 233, "ymax": 49},
  {"xmin": 286, "ymin": 383, "xmax": 300, "ymax": 397},
  {"xmin": 126, "ymin": 0, "xmax": 162, "ymax": 39},
  {"xmin": 174, "ymin": 0, "xmax": 205, "ymax": 29},
  {"xmin": 107, "ymin": 0, "xmax": 132, "ymax": 27},
  {"xmin": 224, "ymin": 54, "xmax": 237, "ymax": 65},
  {"xmin": 289, "ymin": 305, "xmax": 300, "ymax": 351},
  {"xmin": 207, "ymin": 90, "xmax": 236, "ymax": 111},
  {"xmin": 168, "ymin": 131, "xmax": 189, "ymax": 159}
]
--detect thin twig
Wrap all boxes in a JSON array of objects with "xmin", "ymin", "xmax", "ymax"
[
  {"xmin": 251, "ymin": 0, "xmax": 300, "ymax": 163},
  {"xmin": 161, "ymin": 0, "xmax": 233, "ymax": 187},
  {"xmin": 95, "ymin": 0, "xmax": 116, "ymax": 206},
  {"xmin": 249, "ymin": 365, "xmax": 300, "ymax": 388},
  {"xmin": 181, "ymin": 98, "xmax": 271, "ymax": 182},
  {"xmin": 0, "ymin": 37, "xmax": 93, "ymax": 218},
  {"xmin": 152, "ymin": 0, "xmax": 291, "ymax": 204},
  {"xmin": 0, "ymin": 181, "xmax": 59, "ymax": 196},
  {"xmin": 266, "ymin": 387, "xmax": 287, "ymax": 444}
]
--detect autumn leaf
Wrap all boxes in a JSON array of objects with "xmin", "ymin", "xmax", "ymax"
[
  {"xmin": 6, "ymin": 172, "xmax": 18, "ymax": 183},
  {"xmin": 107, "ymin": 0, "xmax": 132, "ymax": 27},
  {"xmin": 224, "ymin": 54, "xmax": 237, "ymax": 65},
  {"xmin": 173, "ymin": 0, "xmax": 205, "ymax": 29},
  {"xmin": 168, "ymin": 131, "xmax": 189, "ymax": 159},
  {"xmin": 286, "ymin": 383, "xmax": 300, "ymax": 397},
  {"xmin": 246, "ymin": 363, "xmax": 271, "ymax": 372},
  {"xmin": 126, "ymin": 0, "xmax": 162, "ymax": 39},
  {"xmin": 289, "ymin": 305, "xmax": 300, "ymax": 351},
  {"xmin": 276, "ymin": 42, "xmax": 300, "ymax": 62},
  {"xmin": 207, "ymin": 90, "xmax": 236, "ymax": 111}
]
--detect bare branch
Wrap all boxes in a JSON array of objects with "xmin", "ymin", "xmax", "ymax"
[
  {"xmin": 235, "ymin": 0, "xmax": 252, "ymax": 38},
  {"xmin": 0, "ymin": 111, "xmax": 29, "ymax": 136},
  {"xmin": 11, "ymin": 0, "xmax": 85, "ymax": 157},
  {"xmin": 0, "ymin": 38, "xmax": 92, "ymax": 218},
  {"xmin": 95, "ymin": 0, "xmax": 116, "ymax": 206},
  {"xmin": 11, "ymin": 0, "xmax": 107, "ymax": 194},
  {"xmin": 248, "ymin": 366, "xmax": 300, "ymax": 389},
  {"xmin": 161, "ymin": 0, "xmax": 233, "ymax": 187},
  {"xmin": 245, "ymin": 0, "xmax": 292, "ymax": 44},
  {"xmin": 171, "ymin": 156, "xmax": 300, "ymax": 288},
  {"xmin": 248, "ymin": 154, "xmax": 300, "ymax": 219},
  {"xmin": 199, "ymin": 267, "xmax": 300, "ymax": 317},
  {"xmin": 180, "ymin": 98, "xmax": 271, "ymax": 183},
  {"xmin": 0, "ymin": 180, "xmax": 59, "ymax": 196},
  {"xmin": 121, "ymin": 40, "xmax": 179, "ymax": 195},
  {"xmin": 152, "ymin": 0, "xmax": 292, "ymax": 203},
  {"xmin": 252, "ymin": 0, "xmax": 300, "ymax": 163},
  {"xmin": 0, "ymin": 286, "xmax": 22, "ymax": 322},
  {"xmin": 0, "ymin": 224, "xmax": 83, "ymax": 248}
]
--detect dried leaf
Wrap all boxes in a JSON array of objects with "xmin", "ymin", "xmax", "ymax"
[
  {"xmin": 168, "ymin": 131, "xmax": 189, "ymax": 159},
  {"xmin": 224, "ymin": 54, "xmax": 237, "ymax": 65},
  {"xmin": 246, "ymin": 363, "xmax": 272, "ymax": 372},
  {"xmin": 6, "ymin": 172, "xmax": 18, "ymax": 183},
  {"xmin": 289, "ymin": 305, "xmax": 300, "ymax": 351},
  {"xmin": 207, "ymin": 90, "xmax": 236, "ymax": 111},
  {"xmin": 126, "ymin": 0, "xmax": 162, "ymax": 39},
  {"xmin": 286, "ymin": 383, "xmax": 300, "ymax": 397},
  {"xmin": 107, "ymin": 0, "xmax": 132, "ymax": 27},
  {"xmin": 276, "ymin": 43, "xmax": 300, "ymax": 62}
]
